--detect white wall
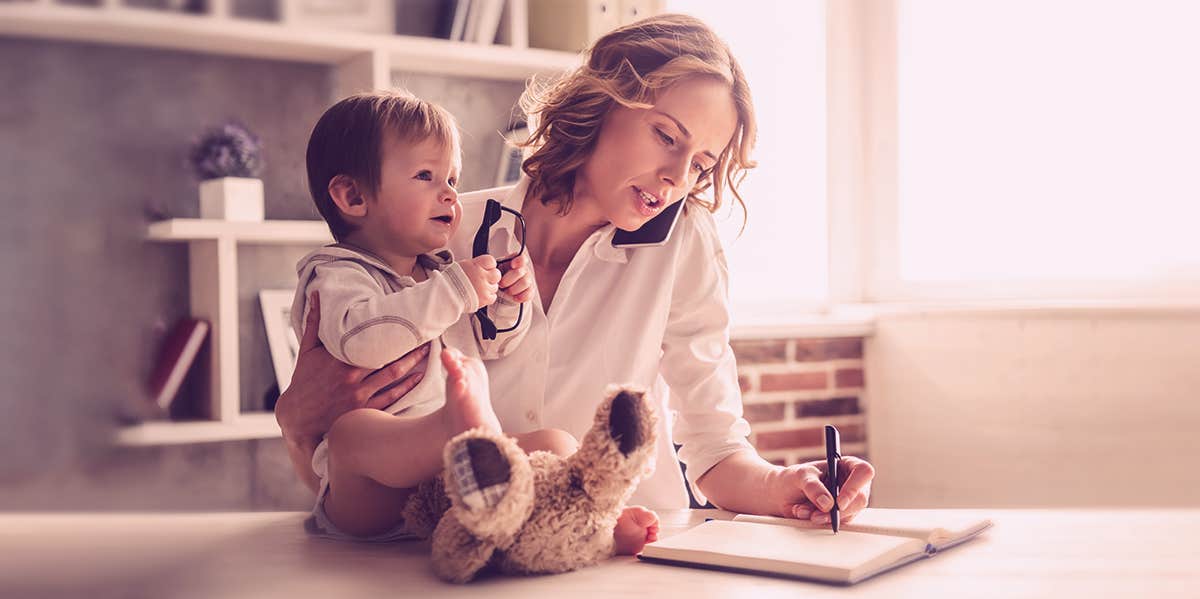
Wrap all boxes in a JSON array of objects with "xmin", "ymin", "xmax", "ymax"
[{"xmin": 865, "ymin": 308, "xmax": 1200, "ymax": 508}]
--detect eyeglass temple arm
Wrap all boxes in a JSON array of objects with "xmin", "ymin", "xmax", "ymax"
[
  {"xmin": 489, "ymin": 206, "xmax": 527, "ymax": 334},
  {"xmin": 496, "ymin": 207, "xmax": 526, "ymax": 265},
  {"xmin": 472, "ymin": 199, "xmax": 501, "ymax": 258}
]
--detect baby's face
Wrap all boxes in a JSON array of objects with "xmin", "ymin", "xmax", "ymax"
[{"xmin": 365, "ymin": 132, "xmax": 463, "ymax": 256}]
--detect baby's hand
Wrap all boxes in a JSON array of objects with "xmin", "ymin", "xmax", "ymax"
[
  {"xmin": 458, "ymin": 255, "xmax": 500, "ymax": 310},
  {"xmin": 498, "ymin": 253, "xmax": 534, "ymax": 304},
  {"xmin": 613, "ymin": 505, "xmax": 659, "ymax": 555}
]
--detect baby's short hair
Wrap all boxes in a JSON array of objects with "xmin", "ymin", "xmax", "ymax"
[{"xmin": 305, "ymin": 90, "xmax": 460, "ymax": 241}]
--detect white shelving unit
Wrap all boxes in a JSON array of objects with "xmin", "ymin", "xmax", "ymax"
[
  {"xmin": 0, "ymin": 2, "xmax": 580, "ymax": 98},
  {"xmin": 3, "ymin": 2, "xmax": 577, "ymax": 446}
]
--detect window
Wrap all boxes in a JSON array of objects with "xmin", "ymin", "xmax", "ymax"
[
  {"xmin": 882, "ymin": 0, "xmax": 1200, "ymax": 300},
  {"xmin": 666, "ymin": 1, "xmax": 829, "ymax": 317}
]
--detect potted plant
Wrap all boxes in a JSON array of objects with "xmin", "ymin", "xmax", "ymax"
[{"xmin": 189, "ymin": 121, "xmax": 265, "ymax": 222}]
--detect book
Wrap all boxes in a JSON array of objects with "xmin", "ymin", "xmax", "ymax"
[
  {"xmin": 146, "ymin": 318, "xmax": 210, "ymax": 411},
  {"xmin": 637, "ymin": 509, "xmax": 993, "ymax": 585},
  {"xmin": 471, "ymin": 0, "xmax": 505, "ymax": 44},
  {"xmin": 462, "ymin": 0, "xmax": 481, "ymax": 43},
  {"xmin": 448, "ymin": 0, "xmax": 472, "ymax": 41},
  {"xmin": 496, "ymin": 0, "xmax": 528, "ymax": 48}
]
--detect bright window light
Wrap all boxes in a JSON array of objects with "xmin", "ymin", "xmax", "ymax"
[
  {"xmin": 898, "ymin": 0, "xmax": 1200, "ymax": 284},
  {"xmin": 665, "ymin": 1, "xmax": 828, "ymax": 312}
]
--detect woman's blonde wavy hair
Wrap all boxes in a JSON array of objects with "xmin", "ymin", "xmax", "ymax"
[{"xmin": 518, "ymin": 13, "xmax": 757, "ymax": 221}]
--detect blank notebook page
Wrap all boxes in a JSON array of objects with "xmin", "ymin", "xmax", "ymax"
[
  {"xmin": 735, "ymin": 509, "xmax": 992, "ymax": 544},
  {"xmin": 835, "ymin": 509, "xmax": 992, "ymax": 544},
  {"xmin": 649, "ymin": 520, "xmax": 922, "ymax": 571}
]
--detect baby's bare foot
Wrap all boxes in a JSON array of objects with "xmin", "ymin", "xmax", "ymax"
[
  {"xmin": 613, "ymin": 505, "xmax": 660, "ymax": 555},
  {"xmin": 442, "ymin": 347, "xmax": 501, "ymax": 434}
]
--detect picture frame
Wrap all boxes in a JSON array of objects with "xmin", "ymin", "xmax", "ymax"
[
  {"xmin": 277, "ymin": 0, "xmax": 395, "ymax": 35},
  {"xmin": 494, "ymin": 125, "xmax": 530, "ymax": 187},
  {"xmin": 259, "ymin": 289, "xmax": 300, "ymax": 391}
]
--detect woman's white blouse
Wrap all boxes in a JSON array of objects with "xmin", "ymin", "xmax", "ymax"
[{"xmin": 445, "ymin": 180, "xmax": 754, "ymax": 509}]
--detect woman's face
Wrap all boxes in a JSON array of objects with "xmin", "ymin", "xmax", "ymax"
[{"xmin": 576, "ymin": 76, "xmax": 739, "ymax": 232}]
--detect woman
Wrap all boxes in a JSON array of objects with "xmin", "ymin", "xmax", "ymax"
[{"xmin": 277, "ymin": 14, "xmax": 874, "ymax": 522}]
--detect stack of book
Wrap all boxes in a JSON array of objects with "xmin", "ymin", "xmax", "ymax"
[{"xmin": 447, "ymin": 0, "xmax": 524, "ymax": 46}]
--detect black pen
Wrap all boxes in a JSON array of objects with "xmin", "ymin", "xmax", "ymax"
[{"xmin": 824, "ymin": 424, "xmax": 841, "ymax": 534}]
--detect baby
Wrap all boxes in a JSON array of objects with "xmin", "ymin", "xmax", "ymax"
[{"xmin": 294, "ymin": 90, "xmax": 657, "ymax": 555}]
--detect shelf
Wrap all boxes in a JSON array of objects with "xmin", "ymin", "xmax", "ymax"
[
  {"xmin": 0, "ymin": 3, "xmax": 579, "ymax": 81},
  {"xmin": 144, "ymin": 218, "xmax": 333, "ymax": 428},
  {"xmin": 147, "ymin": 218, "xmax": 332, "ymax": 244},
  {"xmin": 380, "ymin": 36, "xmax": 579, "ymax": 80},
  {"xmin": 115, "ymin": 412, "xmax": 281, "ymax": 446}
]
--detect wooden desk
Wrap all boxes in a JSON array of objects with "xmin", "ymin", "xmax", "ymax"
[{"xmin": 3, "ymin": 509, "xmax": 1197, "ymax": 598}]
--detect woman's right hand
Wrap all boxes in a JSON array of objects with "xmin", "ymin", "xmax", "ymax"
[
  {"xmin": 274, "ymin": 291, "xmax": 430, "ymax": 447},
  {"xmin": 769, "ymin": 456, "xmax": 875, "ymax": 524}
]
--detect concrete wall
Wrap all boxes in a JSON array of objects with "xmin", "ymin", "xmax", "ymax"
[
  {"xmin": 0, "ymin": 37, "xmax": 524, "ymax": 510},
  {"xmin": 865, "ymin": 308, "xmax": 1200, "ymax": 508}
]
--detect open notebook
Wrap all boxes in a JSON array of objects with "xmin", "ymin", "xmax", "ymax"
[{"xmin": 638, "ymin": 509, "xmax": 993, "ymax": 585}]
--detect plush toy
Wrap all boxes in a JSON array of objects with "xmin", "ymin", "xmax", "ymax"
[{"xmin": 401, "ymin": 385, "xmax": 658, "ymax": 583}]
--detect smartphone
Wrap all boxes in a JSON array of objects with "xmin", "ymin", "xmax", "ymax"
[{"xmin": 611, "ymin": 199, "xmax": 685, "ymax": 248}]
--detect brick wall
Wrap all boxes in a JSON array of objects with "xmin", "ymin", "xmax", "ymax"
[{"xmin": 731, "ymin": 337, "xmax": 868, "ymax": 466}]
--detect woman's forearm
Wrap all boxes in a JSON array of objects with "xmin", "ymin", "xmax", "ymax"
[
  {"xmin": 275, "ymin": 387, "xmax": 324, "ymax": 496},
  {"xmin": 695, "ymin": 449, "xmax": 786, "ymax": 516},
  {"xmin": 284, "ymin": 435, "xmax": 321, "ymax": 495}
]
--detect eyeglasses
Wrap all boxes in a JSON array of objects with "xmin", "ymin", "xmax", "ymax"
[{"xmin": 472, "ymin": 198, "xmax": 526, "ymax": 340}]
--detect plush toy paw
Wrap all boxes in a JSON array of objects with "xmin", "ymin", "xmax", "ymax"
[
  {"xmin": 441, "ymin": 428, "xmax": 534, "ymax": 547},
  {"xmin": 608, "ymin": 387, "xmax": 652, "ymax": 457},
  {"xmin": 572, "ymin": 386, "xmax": 659, "ymax": 503}
]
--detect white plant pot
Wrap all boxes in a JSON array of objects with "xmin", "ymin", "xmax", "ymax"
[{"xmin": 198, "ymin": 177, "xmax": 264, "ymax": 222}]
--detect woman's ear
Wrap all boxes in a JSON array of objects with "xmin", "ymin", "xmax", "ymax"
[{"xmin": 329, "ymin": 175, "xmax": 368, "ymax": 218}]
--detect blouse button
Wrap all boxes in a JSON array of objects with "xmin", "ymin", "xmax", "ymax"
[{"xmin": 525, "ymin": 410, "xmax": 537, "ymax": 423}]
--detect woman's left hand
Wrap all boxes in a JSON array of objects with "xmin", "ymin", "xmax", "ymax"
[
  {"xmin": 498, "ymin": 253, "xmax": 534, "ymax": 304},
  {"xmin": 769, "ymin": 456, "xmax": 875, "ymax": 524}
]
